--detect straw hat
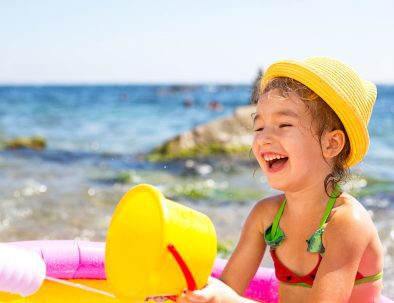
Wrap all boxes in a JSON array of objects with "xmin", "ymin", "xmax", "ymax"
[{"xmin": 260, "ymin": 57, "xmax": 377, "ymax": 167}]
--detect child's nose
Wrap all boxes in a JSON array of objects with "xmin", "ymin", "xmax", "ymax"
[{"xmin": 254, "ymin": 128, "xmax": 275, "ymax": 146}]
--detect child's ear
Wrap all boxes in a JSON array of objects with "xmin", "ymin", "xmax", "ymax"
[{"xmin": 322, "ymin": 129, "xmax": 346, "ymax": 159}]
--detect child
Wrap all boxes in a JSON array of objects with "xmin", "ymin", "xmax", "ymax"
[{"xmin": 178, "ymin": 58, "xmax": 384, "ymax": 303}]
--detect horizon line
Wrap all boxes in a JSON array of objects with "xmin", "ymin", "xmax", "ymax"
[
  {"xmin": 1, "ymin": 81, "xmax": 393, "ymax": 87},
  {"xmin": 0, "ymin": 81, "xmax": 253, "ymax": 87}
]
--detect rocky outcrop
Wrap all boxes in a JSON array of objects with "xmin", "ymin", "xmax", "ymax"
[
  {"xmin": 5, "ymin": 136, "xmax": 46, "ymax": 150},
  {"xmin": 148, "ymin": 105, "xmax": 256, "ymax": 160}
]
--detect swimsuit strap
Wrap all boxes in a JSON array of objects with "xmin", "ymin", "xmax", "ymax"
[
  {"xmin": 270, "ymin": 197, "xmax": 286, "ymax": 239},
  {"xmin": 266, "ymin": 185, "xmax": 341, "ymax": 249},
  {"xmin": 306, "ymin": 185, "xmax": 341, "ymax": 253},
  {"xmin": 318, "ymin": 185, "xmax": 341, "ymax": 228},
  {"xmin": 354, "ymin": 272, "xmax": 383, "ymax": 285},
  {"xmin": 271, "ymin": 184, "xmax": 340, "ymax": 236}
]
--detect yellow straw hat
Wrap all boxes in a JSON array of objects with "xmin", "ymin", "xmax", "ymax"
[{"xmin": 260, "ymin": 57, "xmax": 377, "ymax": 167}]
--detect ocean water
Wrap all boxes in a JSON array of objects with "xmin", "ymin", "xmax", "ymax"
[{"xmin": 0, "ymin": 84, "xmax": 393, "ymax": 297}]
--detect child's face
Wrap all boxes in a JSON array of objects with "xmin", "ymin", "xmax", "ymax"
[{"xmin": 252, "ymin": 89, "xmax": 332, "ymax": 192}]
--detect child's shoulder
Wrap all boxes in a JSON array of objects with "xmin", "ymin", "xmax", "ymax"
[
  {"xmin": 328, "ymin": 191, "xmax": 375, "ymax": 236},
  {"xmin": 333, "ymin": 192, "xmax": 371, "ymax": 220},
  {"xmin": 249, "ymin": 194, "xmax": 285, "ymax": 229},
  {"xmin": 254, "ymin": 194, "xmax": 284, "ymax": 211}
]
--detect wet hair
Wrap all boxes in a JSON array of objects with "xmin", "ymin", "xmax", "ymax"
[{"xmin": 256, "ymin": 77, "xmax": 351, "ymax": 195}]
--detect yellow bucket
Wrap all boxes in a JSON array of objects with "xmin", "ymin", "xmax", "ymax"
[{"xmin": 105, "ymin": 184, "xmax": 217, "ymax": 302}]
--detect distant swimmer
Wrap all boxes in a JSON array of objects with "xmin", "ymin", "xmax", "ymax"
[
  {"xmin": 207, "ymin": 100, "xmax": 223, "ymax": 111},
  {"xmin": 183, "ymin": 97, "xmax": 194, "ymax": 108}
]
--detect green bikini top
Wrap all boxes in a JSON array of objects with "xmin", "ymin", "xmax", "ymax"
[{"xmin": 265, "ymin": 186, "xmax": 340, "ymax": 254}]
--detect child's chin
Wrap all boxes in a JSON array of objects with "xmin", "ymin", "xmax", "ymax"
[{"xmin": 267, "ymin": 181, "xmax": 288, "ymax": 192}]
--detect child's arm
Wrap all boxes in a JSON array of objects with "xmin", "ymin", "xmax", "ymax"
[
  {"xmin": 220, "ymin": 200, "xmax": 268, "ymax": 294},
  {"xmin": 178, "ymin": 200, "xmax": 270, "ymax": 303},
  {"xmin": 308, "ymin": 203, "xmax": 372, "ymax": 302}
]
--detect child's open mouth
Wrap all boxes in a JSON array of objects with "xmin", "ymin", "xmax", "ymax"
[{"xmin": 263, "ymin": 153, "xmax": 289, "ymax": 172}]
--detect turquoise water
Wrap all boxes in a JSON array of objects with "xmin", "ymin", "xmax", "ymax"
[
  {"xmin": 0, "ymin": 84, "xmax": 393, "ymax": 296},
  {"xmin": 0, "ymin": 85, "xmax": 249, "ymax": 154}
]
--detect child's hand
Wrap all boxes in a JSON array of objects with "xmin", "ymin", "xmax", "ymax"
[{"xmin": 176, "ymin": 277, "xmax": 242, "ymax": 303}]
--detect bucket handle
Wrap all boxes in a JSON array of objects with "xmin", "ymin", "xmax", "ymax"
[
  {"xmin": 145, "ymin": 244, "xmax": 197, "ymax": 302},
  {"xmin": 167, "ymin": 244, "xmax": 197, "ymax": 291},
  {"xmin": 159, "ymin": 244, "xmax": 197, "ymax": 302}
]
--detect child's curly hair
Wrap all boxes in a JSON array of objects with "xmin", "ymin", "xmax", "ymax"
[{"xmin": 254, "ymin": 77, "xmax": 351, "ymax": 194}]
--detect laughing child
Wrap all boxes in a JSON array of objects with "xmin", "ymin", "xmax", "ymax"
[{"xmin": 178, "ymin": 57, "xmax": 383, "ymax": 303}]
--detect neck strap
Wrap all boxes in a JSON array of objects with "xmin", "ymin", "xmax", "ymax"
[
  {"xmin": 270, "ymin": 198, "xmax": 286, "ymax": 238},
  {"xmin": 318, "ymin": 185, "xmax": 340, "ymax": 228},
  {"xmin": 270, "ymin": 185, "xmax": 341, "ymax": 238}
]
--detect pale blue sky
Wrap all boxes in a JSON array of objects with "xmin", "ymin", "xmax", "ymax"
[{"xmin": 1, "ymin": 0, "xmax": 394, "ymax": 84}]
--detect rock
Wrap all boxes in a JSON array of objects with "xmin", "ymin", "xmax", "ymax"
[
  {"xmin": 6, "ymin": 136, "xmax": 47, "ymax": 150},
  {"xmin": 148, "ymin": 105, "xmax": 256, "ymax": 160}
]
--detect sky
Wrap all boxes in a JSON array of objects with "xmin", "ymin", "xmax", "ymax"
[{"xmin": 1, "ymin": 0, "xmax": 394, "ymax": 84}]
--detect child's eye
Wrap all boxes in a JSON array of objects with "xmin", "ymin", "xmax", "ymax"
[
  {"xmin": 279, "ymin": 124, "xmax": 292, "ymax": 128},
  {"xmin": 254, "ymin": 127, "xmax": 264, "ymax": 132}
]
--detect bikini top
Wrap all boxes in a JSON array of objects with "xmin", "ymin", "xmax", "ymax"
[
  {"xmin": 264, "ymin": 190, "xmax": 336, "ymax": 254},
  {"xmin": 264, "ymin": 187, "xmax": 382, "ymax": 287}
]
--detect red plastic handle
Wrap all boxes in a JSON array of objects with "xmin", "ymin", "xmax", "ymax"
[
  {"xmin": 164, "ymin": 243, "xmax": 197, "ymax": 301},
  {"xmin": 167, "ymin": 244, "xmax": 197, "ymax": 291},
  {"xmin": 165, "ymin": 295, "xmax": 178, "ymax": 302}
]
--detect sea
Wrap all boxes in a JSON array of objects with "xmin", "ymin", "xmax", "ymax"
[{"xmin": 0, "ymin": 84, "xmax": 393, "ymax": 297}]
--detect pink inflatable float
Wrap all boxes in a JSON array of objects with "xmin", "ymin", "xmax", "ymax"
[{"xmin": 0, "ymin": 240, "xmax": 391, "ymax": 303}]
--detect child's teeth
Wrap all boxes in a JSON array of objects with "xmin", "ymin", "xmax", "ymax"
[{"xmin": 264, "ymin": 154, "xmax": 286, "ymax": 161}]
